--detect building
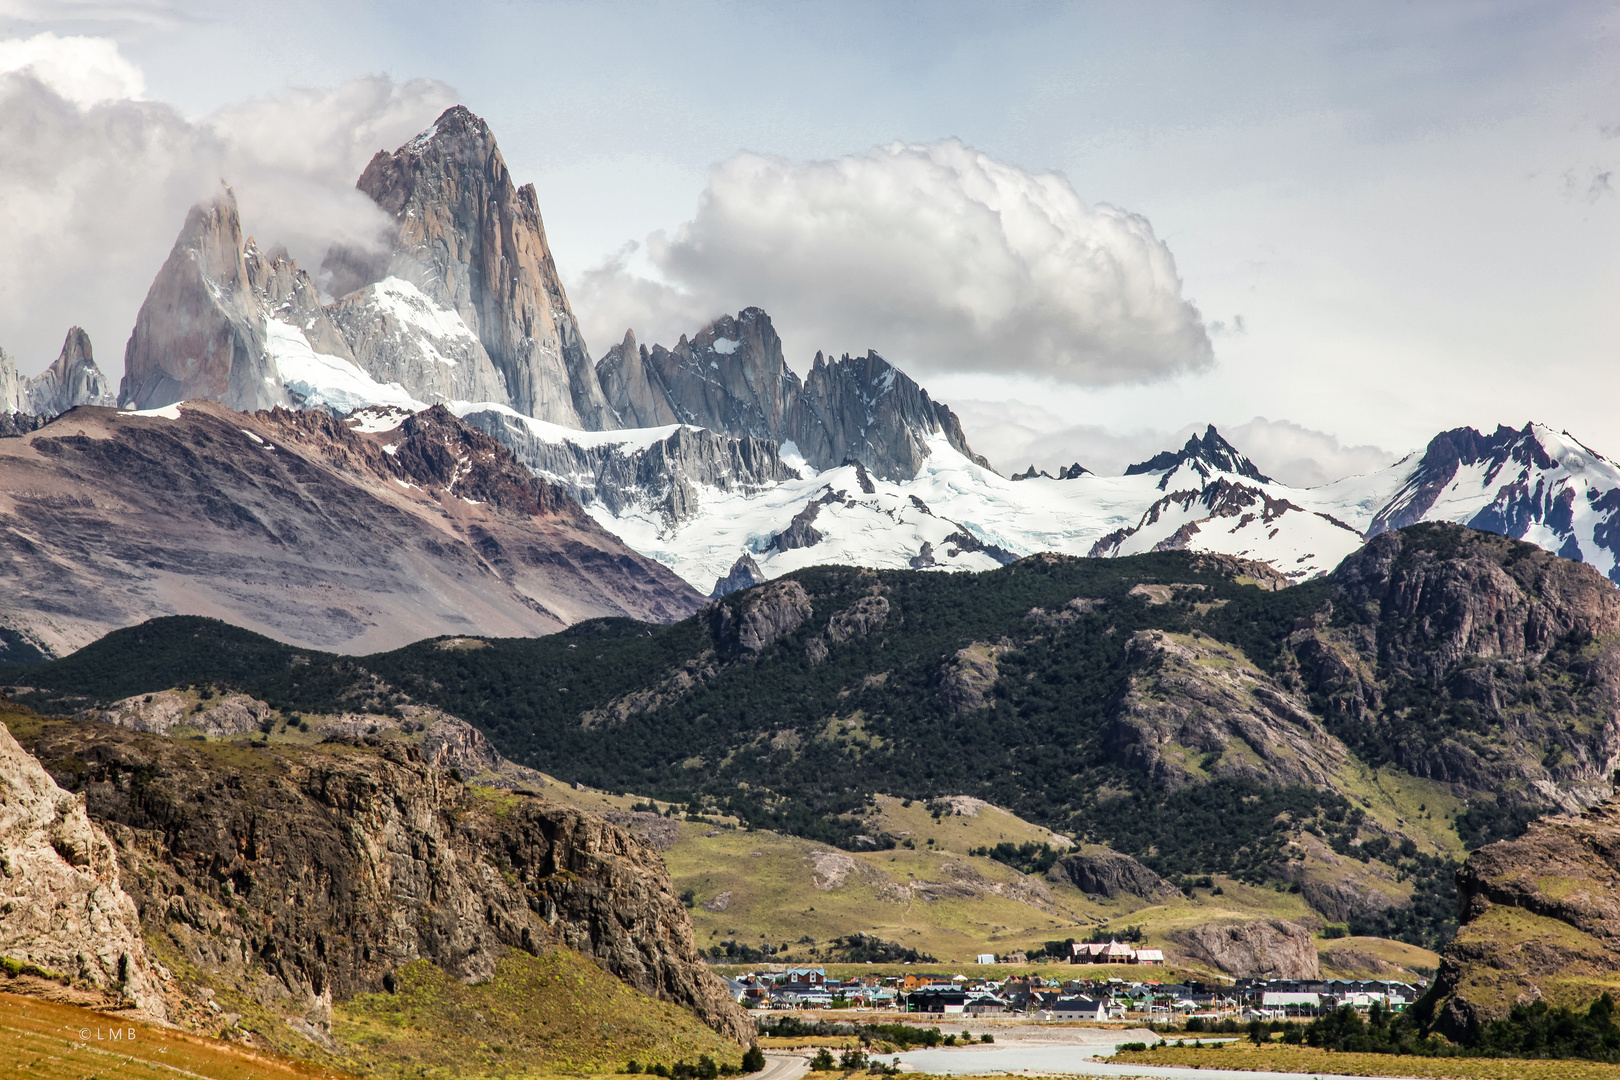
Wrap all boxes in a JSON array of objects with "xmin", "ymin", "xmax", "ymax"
[
  {"xmin": 901, "ymin": 987, "xmax": 969, "ymax": 1014},
  {"xmin": 1134, "ymin": 949, "xmax": 1165, "ymax": 965}
]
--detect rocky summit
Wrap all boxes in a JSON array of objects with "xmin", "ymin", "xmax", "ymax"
[{"xmin": 0, "ymin": 328, "xmax": 116, "ymax": 416}]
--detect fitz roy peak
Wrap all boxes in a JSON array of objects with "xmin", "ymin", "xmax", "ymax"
[{"xmin": 340, "ymin": 105, "xmax": 611, "ymax": 428}]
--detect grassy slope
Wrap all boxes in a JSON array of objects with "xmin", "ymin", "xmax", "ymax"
[
  {"xmin": 333, "ymin": 949, "xmax": 741, "ymax": 1080},
  {"xmin": 0, "ymin": 990, "xmax": 354, "ymax": 1080},
  {"xmin": 535, "ymin": 775, "xmax": 1437, "ymax": 979}
]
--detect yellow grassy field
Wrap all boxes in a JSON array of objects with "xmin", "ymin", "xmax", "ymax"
[
  {"xmin": 1116, "ymin": 1042, "xmax": 1620, "ymax": 1080},
  {"xmin": 0, "ymin": 991, "xmax": 355, "ymax": 1080}
]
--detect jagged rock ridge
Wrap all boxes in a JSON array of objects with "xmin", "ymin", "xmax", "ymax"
[
  {"xmin": 1, "ymin": 329, "xmax": 117, "ymax": 416},
  {"xmin": 597, "ymin": 307, "xmax": 990, "ymax": 481}
]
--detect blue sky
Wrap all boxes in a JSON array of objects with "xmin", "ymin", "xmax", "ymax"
[{"xmin": 2, "ymin": 0, "xmax": 1616, "ymax": 479}]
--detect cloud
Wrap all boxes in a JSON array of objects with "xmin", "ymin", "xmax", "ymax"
[
  {"xmin": 0, "ymin": 35, "xmax": 454, "ymax": 374},
  {"xmin": 950, "ymin": 399, "xmax": 1394, "ymax": 486},
  {"xmin": 0, "ymin": 31, "xmax": 144, "ymax": 105},
  {"xmin": 1221, "ymin": 417, "xmax": 1397, "ymax": 488},
  {"xmin": 573, "ymin": 139, "xmax": 1214, "ymax": 385}
]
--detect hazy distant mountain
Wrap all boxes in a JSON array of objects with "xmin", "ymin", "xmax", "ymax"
[{"xmin": 1, "ymin": 327, "xmax": 116, "ymax": 416}]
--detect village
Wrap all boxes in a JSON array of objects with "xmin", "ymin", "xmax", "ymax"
[{"xmin": 723, "ymin": 941, "xmax": 1421, "ymax": 1023}]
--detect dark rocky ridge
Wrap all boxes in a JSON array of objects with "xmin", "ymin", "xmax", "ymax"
[
  {"xmin": 460, "ymin": 405, "xmax": 798, "ymax": 529},
  {"xmin": 1291, "ymin": 523, "xmax": 1620, "ymax": 813},
  {"xmin": 1125, "ymin": 424, "xmax": 1273, "ymax": 485},
  {"xmin": 13, "ymin": 714, "xmax": 750, "ymax": 1044}
]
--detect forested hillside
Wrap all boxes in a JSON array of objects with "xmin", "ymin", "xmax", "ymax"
[{"xmin": 13, "ymin": 523, "xmax": 1619, "ymax": 950}]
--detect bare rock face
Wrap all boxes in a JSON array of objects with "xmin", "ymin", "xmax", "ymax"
[
  {"xmin": 1294, "ymin": 523, "xmax": 1620, "ymax": 808},
  {"xmin": 0, "ymin": 346, "xmax": 23, "ymax": 413},
  {"xmin": 708, "ymin": 580, "xmax": 814, "ymax": 658},
  {"xmin": 119, "ymin": 190, "xmax": 289, "ymax": 413},
  {"xmin": 827, "ymin": 595, "xmax": 891, "ymax": 643},
  {"xmin": 789, "ymin": 348, "xmax": 991, "ymax": 481},
  {"xmin": 1427, "ymin": 796, "xmax": 1620, "ymax": 1037},
  {"xmin": 23, "ymin": 328, "xmax": 116, "ymax": 414},
  {"xmin": 2, "ymin": 331, "xmax": 117, "ymax": 416},
  {"xmin": 1170, "ymin": 919, "xmax": 1320, "ymax": 979},
  {"xmin": 593, "ymin": 307, "xmax": 989, "ymax": 481},
  {"xmin": 19, "ymin": 717, "xmax": 749, "ymax": 1044},
  {"xmin": 0, "ymin": 720, "xmax": 165, "ymax": 1019},
  {"xmin": 354, "ymin": 106, "xmax": 609, "ymax": 428},
  {"xmin": 1046, "ymin": 849, "xmax": 1178, "ymax": 901},
  {"xmin": 937, "ymin": 643, "xmax": 1008, "ymax": 712},
  {"xmin": 1105, "ymin": 629, "xmax": 1348, "ymax": 792},
  {"xmin": 327, "ymin": 277, "xmax": 510, "ymax": 406},
  {"xmin": 711, "ymin": 554, "xmax": 766, "ymax": 599}
]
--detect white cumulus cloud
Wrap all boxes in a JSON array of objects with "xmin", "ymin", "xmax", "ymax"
[
  {"xmin": 574, "ymin": 139, "xmax": 1214, "ymax": 385},
  {"xmin": 0, "ymin": 31, "xmax": 144, "ymax": 106},
  {"xmin": 0, "ymin": 34, "xmax": 454, "ymax": 376}
]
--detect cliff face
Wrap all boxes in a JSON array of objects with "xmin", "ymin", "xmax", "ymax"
[
  {"xmin": 0, "ymin": 720, "xmax": 165, "ymax": 1018},
  {"xmin": 1292, "ymin": 524, "xmax": 1620, "ymax": 813},
  {"xmin": 119, "ymin": 191, "xmax": 289, "ymax": 413},
  {"xmin": 1427, "ymin": 796, "xmax": 1620, "ymax": 1036},
  {"xmin": 0, "ymin": 400, "xmax": 701, "ymax": 658},
  {"xmin": 353, "ymin": 107, "xmax": 608, "ymax": 429},
  {"xmin": 18, "ymin": 715, "xmax": 749, "ymax": 1044},
  {"xmin": 1169, "ymin": 919, "xmax": 1321, "ymax": 979}
]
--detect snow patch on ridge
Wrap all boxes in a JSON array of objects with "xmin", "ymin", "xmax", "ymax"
[{"xmin": 266, "ymin": 318, "xmax": 426, "ymax": 413}]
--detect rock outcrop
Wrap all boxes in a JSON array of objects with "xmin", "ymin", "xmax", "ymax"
[
  {"xmin": 17, "ymin": 715, "xmax": 749, "ymax": 1044},
  {"xmin": 120, "ymin": 189, "xmax": 289, "ymax": 413},
  {"xmin": 1046, "ymin": 849, "xmax": 1178, "ymax": 901},
  {"xmin": 1169, "ymin": 919, "xmax": 1320, "ymax": 979},
  {"xmin": 351, "ymin": 106, "xmax": 609, "ymax": 428},
  {"xmin": 1105, "ymin": 629, "xmax": 1349, "ymax": 792},
  {"xmin": 1126, "ymin": 425, "xmax": 1272, "ymax": 484},
  {"xmin": 0, "ymin": 401, "xmax": 701, "ymax": 658},
  {"xmin": 711, "ymin": 554, "xmax": 766, "ymax": 599},
  {"xmin": 0, "ymin": 719, "xmax": 165, "ymax": 1018},
  {"xmin": 1426, "ymin": 796, "xmax": 1620, "ymax": 1037},
  {"xmin": 708, "ymin": 580, "xmax": 814, "ymax": 658},
  {"xmin": 1293, "ymin": 523, "xmax": 1620, "ymax": 810}
]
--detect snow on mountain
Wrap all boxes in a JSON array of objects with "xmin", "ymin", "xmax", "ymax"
[{"xmin": 265, "ymin": 317, "xmax": 425, "ymax": 414}]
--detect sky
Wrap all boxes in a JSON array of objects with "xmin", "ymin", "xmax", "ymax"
[{"xmin": 0, "ymin": 0, "xmax": 1616, "ymax": 482}]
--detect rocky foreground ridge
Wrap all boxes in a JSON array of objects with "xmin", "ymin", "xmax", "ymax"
[
  {"xmin": 1426, "ymin": 794, "xmax": 1620, "ymax": 1038},
  {"xmin": 1, "ymin": 699, "xmax": 749, "ymax": 1046}
]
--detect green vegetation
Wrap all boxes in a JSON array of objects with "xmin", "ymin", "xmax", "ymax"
[
  {"xmin": 334, "ymin": 948, "xmax": 742, "ymax": 1080},
  {"xmin": 17, "ymin": 533, "xmax": 1598, "ymax": 945},
  {"xmin": 1237, "ymin": 995, "xmax": 1620, "ymax": 1064}
]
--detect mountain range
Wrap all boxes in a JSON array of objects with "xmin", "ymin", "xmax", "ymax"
[{"xmin": 3, "ymin": 102, "xmax": 1620, "ymax": 639}]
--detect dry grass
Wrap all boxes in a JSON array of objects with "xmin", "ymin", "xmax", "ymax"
[
  {"xmin": 0, "ymin": 990, "xmax": 355, "ymax": 1080},
  {"xmin": 1116, "ymin": 1041, "xmax": 1620, "ymax": 1080}
]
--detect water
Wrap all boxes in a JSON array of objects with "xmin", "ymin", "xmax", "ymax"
[{"xmin": 892, "ymin": 1043, "xmax": 1398, "ymax": 1080}]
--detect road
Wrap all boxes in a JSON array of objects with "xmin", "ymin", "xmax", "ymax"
[{"xmin": 756, "ymin": 1052, "xmax": 810, "ymax": 1080}]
